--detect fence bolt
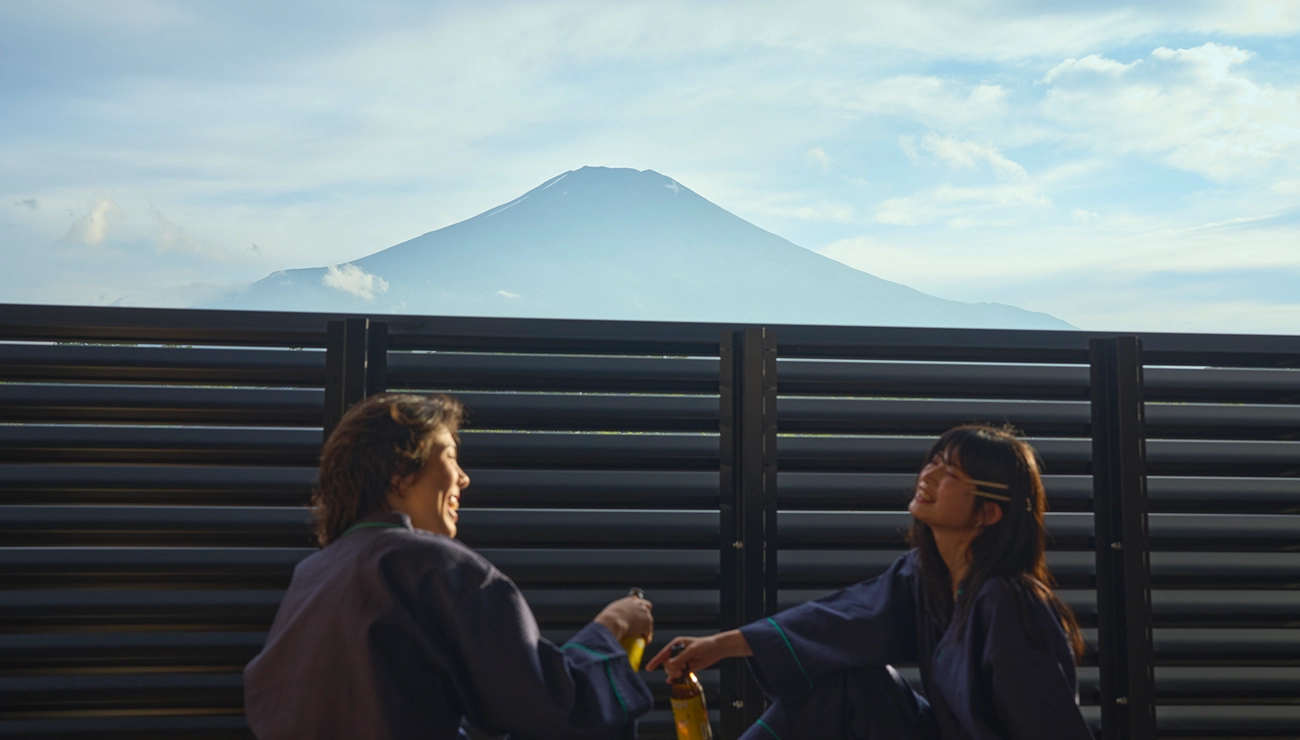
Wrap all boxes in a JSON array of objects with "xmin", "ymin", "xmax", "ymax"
[
  {"xmin": 1110, "ymin": 542, "xmax": 1123, "ymax": 550},
  {"xmin": 1115, "ymin": 696, "xmax": 1128, "ymax": 705},
  {"xmin": 732, "ymin": 541, "xmax": 744, "ymax": 549},
  {"xmin": 732, "ymin": 701, "xmax": 745, "ymax": 709}
]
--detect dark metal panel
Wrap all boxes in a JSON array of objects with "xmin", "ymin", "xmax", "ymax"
[
  {"xmin": 776, "ymin": 472, "xmax": 1093, "ymax": 511},
  {"xmin": 0, "ymin": 464, "xmax": 315, "ymax": 506},
  {"xmin": 0, "ymin": 384, "xmax": 323, "ymax": 426},
  {"xmin": 1147, "ymin": 476, "xmax": 1300, "ymax": 515},
  {"xmin": 1147, "ymin": 552, "xmax": 1300, "ymax": 589},
  {"xmin": 0, "ymin": 426, "xmax": 322, "ymax": 466},
  {"xmin": 775, "ymin": 550, "xmax": 1098, "ymax": 591},
  {"xmin": 1150, "ymin": 590, "xmax": 1300, "ymax": 627},
  {"xmin": 1154, "ymin": 705, "xmax": 1300, "ymax": 736},
  {"xmin": 448, "ymin": 391, "xmax": 718, "ymax": 432},
  {"xmin": 323, "ymin": 318, "xmax": 387, "ymax": 441},
  {"xmin": 773, "ymin": 511, "xmax": 1092, "ymax": 550},
  {"xmin": 0, "ymin": 343, "xmax": 326, "ymax": 386},
  {"xmin": 0, "ymin": 715, "xmax": 252, "ymax": 740},
  {"xmin": 0, "ymin": 632, "xmax": 267, "ymax": 673},
  {"xmin": 775, "ymin": 435, "xmax": 1091, "ymax": 473},
  {"xmin": 1145, "ymin": 403, "xmax": 1300, "ymax": 441},
  {"xmin": 0, "ymin": 590, "xmax": 286, "ymax": 631},
  {"xmin": 1154, "ymin": 630, "xmax": 1300, "ymax": 666},
  {"xmin": 1145, "ymin": 366, "xmax": 1300, "ymax": 404},
  {"xmin": 718, "ymin": 328, "xmax": 777, "ymax": 737},
  {"xmin": 388, "ymin": 352, "xmax": 719, "ymax": 394},
  {"xmin": 457, "ymin": 431, "xmax": 720, "ymax": 470},
  {"xmin": 777, "ymin": 359, "xmax": 1090, "ymax": 399},
  {"xmin": 457, "ymin": 469, "xmax": 718, "ymax": 509},
  {"xmin": 0, "ymin": 673, "xmax": 243, "ymax": 712},
  {"xmin": 1145, "ymin": 439, "xmax": 1300, "ymax": 476},
  {"xmin": 1091, "ymin": 336, "xmax": 1156, "ymax": 740},
  {"xmin": 777, "ymin": 397, "xmax": 1090, "ymax": 436}
]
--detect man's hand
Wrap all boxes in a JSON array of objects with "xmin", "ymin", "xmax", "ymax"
[{"xmin": 593, "ymin": 595, "xmax": 654, "ymax": 643}]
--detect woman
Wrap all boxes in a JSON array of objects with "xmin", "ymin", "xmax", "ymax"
[
  {"xmin": 244, "ymin": 393, "xmax": 654, "ymax": 740},
  {"xmin": 647, "ymin": 424, "xmax": 1090, "ymax": 740}
]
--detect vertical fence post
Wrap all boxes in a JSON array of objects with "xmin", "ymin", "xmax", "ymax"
[
  {"xmin": 719, "ymin": 327, "xmax": 778, "ymax": 739},
  {"xmin": 323, "ymin": 318, "xmax": 389, "ymax": 442},
  {"xmin": 1090, "ymin": 336, "xmax": 1156, "ymax": 740}
]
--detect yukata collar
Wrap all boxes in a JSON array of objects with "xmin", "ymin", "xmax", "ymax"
[{"xmin": 341, "ymin": 510, "xmax": 414, "ymax": 538}]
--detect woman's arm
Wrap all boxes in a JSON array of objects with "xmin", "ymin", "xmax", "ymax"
[{"xmin": 644, "ymin": 630, "xmax": 752, "ymax": 677}]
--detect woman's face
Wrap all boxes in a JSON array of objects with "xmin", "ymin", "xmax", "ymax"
[
  {"xmin": 388, "ymin": 426, "xmax": 470, "ymax": 538},
  {"xmin": 909, "ymin": 448, "xmax": 985, "ymax": 533}
]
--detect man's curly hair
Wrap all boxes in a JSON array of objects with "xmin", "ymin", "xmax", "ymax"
[{"xmin": 312, "ymin": 393, "xmax": 464, "ymax": 546}]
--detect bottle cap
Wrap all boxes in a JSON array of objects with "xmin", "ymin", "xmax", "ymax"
[
  {"xmin": 627, "ymin": 587, "xmax": 645, "ymax": 599},
  {"xmin": 671, "ymin": 643, "xmax": 685, "ymax": 658}
]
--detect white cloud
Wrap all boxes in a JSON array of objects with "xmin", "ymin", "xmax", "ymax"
[
  {"xmin": 1041, "ymin": 43, "xmax": 1300, "ymax": 182},
  {"xmin": 1041, "ymin": 54, "xmax": 1142, "ymax": 83},
  {"xmin": 322, "ymin": 263, "xmax": 389, "ymax": 300},
  {"xmin": 148, "ymin": 203, "xmax": 231, "ymax": 260},
  {"xmin": 918, "ymin": 134, "xmax": 1028, "ymax": 179},
  {"xmin": 496, "ymin": 289, "xmax": 520, "ymax": 299},
  {"xmin": 806, "ymin": 147, "xmax": 832, "ymax": 173},
  {"xmin": 63, "ymin": 193, "xmax": 122, "ymax": 246},
  {"xmin": 1072, "ymin": 207, "xmax": 1100, "ymax": 222},
  {"xmin": 1274, "ymin": 180, "xmax": 1300, "ymax": 194}
]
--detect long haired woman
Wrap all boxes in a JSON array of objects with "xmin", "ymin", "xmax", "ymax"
[{"xmin": 647, "ymin": 424, "xmax": 1090, "ymax": 740}]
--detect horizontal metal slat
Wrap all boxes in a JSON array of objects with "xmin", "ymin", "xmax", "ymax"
[
  {"xmin": 0, "ymin": 465, "xmax": 315, "ymax": 507},
  {"xmin": 776, "ymin": 435, "xmax": 1090, "ymax": 473},
  {"xmin": 0, "ymin": 428, "xmax": 721, "ymax": 470},
  {"xmin": 452, "ymin": 391, "xmax": 717, "ymax": 432},
  {"xmin": 1154, "ymin": 705, "xmax": 1300, "ymax": 735},
  {"xmin": 1155, "ymin": 629, "xmax": 1300, "ymax": 665},
  {"xmin": 0, "ymin": 590, "xmax": 285, "ymax": 631},
  {"xmin": 777, "ymin": 397, "xmax": 1090, "ymax": 436},
  {"xmin": 0, "ymin": 715, "xmax": 251, "ymax": 740},
  {"xmin": 776, "ymin": 472, "xmax": 1093, "ymax": 511},
  {"xmin": 0, "ymin": 426, "xmax": 320, "ymax": 466},
  {"xmin": 0, "ymin": 343, "xmax": 324, "ymax": 386},
  {"xmin": 0, "ymin": 672, "xmax": 243, "ymax": 713},
  {"xmin": 1146, "ymin": 366, "xmax": 1300, "ymax": 404},
  {"xmin": 388, "ymin": 352, "xmax": 718, "ymax": 394},
  {"xmin": 0, "ymin": 548, "xmax": 719, "ymax": 590},
  {"xmin": 0, "ymin": 507, "xmax": 720, "ymax": 548},
  {"xmin": 0, "ymin": 632, "xmax": 267, "ymax": 674},
  {"xmin": 0, "ymin": 385, "xmax": 323, "ymax": 426},
  {"xmin": 775, "ymin": 511, "xmax": 1094, "ymax": 549},
  {"xmin": 775, "ymin": 359, "xmax": 1090, "ymax": 399}
]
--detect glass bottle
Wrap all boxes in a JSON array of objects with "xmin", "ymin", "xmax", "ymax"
[
  {"xmin": 669, "ymin": 643, "xmax": 713, "ymax": 740},
  {"xmin": 619, "ymin": 587, "xmax": 647, "ymax": 671}
]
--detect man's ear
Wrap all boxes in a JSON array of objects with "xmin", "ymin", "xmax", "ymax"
[
  {"xmin": 978, "ymin": 500, "xmax": 1004, "ymax": 529},
  {"xmin": 388, "ymin": 473, "xmax": 409, "ymax": 502}
]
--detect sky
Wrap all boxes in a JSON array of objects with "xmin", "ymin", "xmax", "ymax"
[{"xmin": 2, "ymin": 0, "xmax": 1299, "ymax": 334}]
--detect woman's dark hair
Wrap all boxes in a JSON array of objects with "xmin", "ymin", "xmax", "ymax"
[
  {"xmin": 312, "ymin": 393, "xmax": 464, "ymax": 547},
  {"xmin": 906, "ymin": 424, "xmax": 1085, "ymax": 659}
]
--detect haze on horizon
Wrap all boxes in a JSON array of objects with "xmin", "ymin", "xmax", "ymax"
[{"xmin": 3, "ymin": 1, "xmax": 1299, "ymax": 334}]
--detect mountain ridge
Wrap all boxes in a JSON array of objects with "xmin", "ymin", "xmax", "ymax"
[{"xmin": 210, "ymin": 166, "xmax": 1073, "ymax": 330}]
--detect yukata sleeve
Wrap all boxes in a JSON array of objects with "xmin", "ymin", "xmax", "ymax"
[
  {"xmin": 738, "ymin": 553, "xmax": 919, "ymax": 702},
  {"xmin": 981, "ymin": 588, "xmax": 1093, "ymax": 740},
  {"xmin": 437, "ymin": 562, "xmax": 652, "ymax": 740}
]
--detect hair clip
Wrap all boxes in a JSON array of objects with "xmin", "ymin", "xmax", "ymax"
[
  {"xmin": 972, "ymin": 490, "xmax": 1011, "ymax": 503},
  {"xmin": 1026, "ymin": 498, "xmax": 1034, "ymax": 512}
]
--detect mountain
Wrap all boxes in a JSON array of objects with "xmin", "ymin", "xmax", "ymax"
[{"xmin": 210, "ymin": 166, "xmax": 1072, "ymax": 330}]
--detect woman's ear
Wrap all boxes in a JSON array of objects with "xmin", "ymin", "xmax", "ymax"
[
  {"xmin": 387, "ymin": 472, "xmax": 409, "ymax": 503},
  {"xmin": 977, "ymin": 500, "xmax": 1004, "ymax": 529}
]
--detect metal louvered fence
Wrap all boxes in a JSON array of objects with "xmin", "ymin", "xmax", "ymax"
[{"xmin": 1, "ymin": 303, "xmax": 1298, "ymax": 740}]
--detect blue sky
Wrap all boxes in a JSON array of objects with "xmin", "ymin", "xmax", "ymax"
[{"xmin": 2, "ymin": 1, "xmax": 1299, "ymax": 333}]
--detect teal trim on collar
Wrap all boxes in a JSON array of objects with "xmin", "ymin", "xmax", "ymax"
[
  {"xmin": 767, "ymin": 617, "xmax": 815, "ymax": 690},
  {"xmin": 341, "ymin": 521, "xmax": 405, "ymax": 537},
  {"xmin": 756, "ymin": 718, "xmax": 783, "ymax": 740}
]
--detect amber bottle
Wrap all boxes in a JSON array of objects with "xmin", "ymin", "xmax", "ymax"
[
  {"xmin": 669, "ymin": 643, "xmax": 713, "ymax": 740},
  {"xmin": 619, "ymin": 587, "xmax": 647, "ymax": 671}
]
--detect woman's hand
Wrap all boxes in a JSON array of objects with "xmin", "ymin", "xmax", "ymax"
[
  {"xmin": 645, "ymin": 631, "xmax": 753, "ymax": 681},
  {"xmin": 593, "ymin": 595, "xmax": 654, "ymax": 643}
]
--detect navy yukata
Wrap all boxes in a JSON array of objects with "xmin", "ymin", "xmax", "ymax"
[
  {"xmin": 243, "ymin": 512, "xmax": 652, "ymax": 740},
  {"xmin": 737, "ymin": 551, "xmax": 1092, "ymax": 740}
]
